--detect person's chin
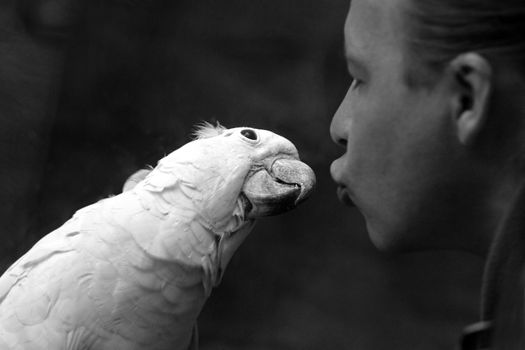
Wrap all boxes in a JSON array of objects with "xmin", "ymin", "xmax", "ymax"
[
  {"xmin": 367, "ymin": 223, "xmax": 436, "ymax": 254},
  {"xmin": 364, "ymin": 220, "xmax": 411, "ymax": 253}
]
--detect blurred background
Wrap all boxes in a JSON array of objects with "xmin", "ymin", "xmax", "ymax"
[{"xmin": 0, "ymin": 0, "xmax": 484, "ymax": 348}]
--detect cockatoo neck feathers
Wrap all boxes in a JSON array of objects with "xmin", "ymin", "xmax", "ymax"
[{"xmin": 191, "ymin": 121, "xmax": 227, "ymax": 140}]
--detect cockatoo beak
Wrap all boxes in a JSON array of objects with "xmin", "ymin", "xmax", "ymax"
[
  {"xmin": 215, "ymin": 157, "xmax": 315, "ymax": 282},
  {"xmin": 243, "ymin": 157, "xmax": 316, "ymax": 218}
]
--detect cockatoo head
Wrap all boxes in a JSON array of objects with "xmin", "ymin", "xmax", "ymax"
[{"xmin": 125, "ymin": 123, "xmax": 315, "ymax": 284}]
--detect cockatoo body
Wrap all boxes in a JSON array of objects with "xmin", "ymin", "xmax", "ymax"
[{"xmin": 0, "ymin": 124, "xmax": 315, "ymax": 350}]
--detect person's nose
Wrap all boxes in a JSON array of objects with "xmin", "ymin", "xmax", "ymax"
[{"xmin": 330, "ymin": 90, "xmax": 350, "ymax": 149}]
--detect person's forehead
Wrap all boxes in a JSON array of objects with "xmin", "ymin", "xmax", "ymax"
[{"xmin": 344, "ymin": 0, "xmax": 407, "ymax": 58}]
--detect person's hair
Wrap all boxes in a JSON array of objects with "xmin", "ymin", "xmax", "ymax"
[{"xmin": 403, "ymin": 0, "xmax": 525, "ymax": 87}]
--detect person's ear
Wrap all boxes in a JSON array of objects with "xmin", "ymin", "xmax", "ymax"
[{"xmin": 449, "ymin": 53, "xmax": 492, "ymax": 146}]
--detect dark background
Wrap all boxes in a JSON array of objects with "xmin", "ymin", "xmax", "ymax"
[{"xmin": 0, "ymin": 0, "xmax": 483, "ymax": 349}]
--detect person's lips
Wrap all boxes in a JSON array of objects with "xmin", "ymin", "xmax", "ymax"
[
  {"xmin": 336, "ymin": 185, "xmax": 355, "ymax": 207},
  {"xmin": 330, "ymin": 158, "xmax": 355, "ymax": 207},
  {"xmin": 330, "ymin": 157, "xmax": 344, "ymax": 182}
]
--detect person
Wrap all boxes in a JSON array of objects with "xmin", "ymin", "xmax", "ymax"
[{"xmin": 329, "ymin": 0, "xmax": 525, "ymax": 348}]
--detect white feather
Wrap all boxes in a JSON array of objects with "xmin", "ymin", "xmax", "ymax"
[{"xmin": 191, "ymin": 121, "xmax": 226, "ymax": 139}]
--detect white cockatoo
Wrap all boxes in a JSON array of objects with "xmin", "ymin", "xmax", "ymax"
[{"xmin": 0, "ymin": 123, "xmax": 315, "ymax": 350}]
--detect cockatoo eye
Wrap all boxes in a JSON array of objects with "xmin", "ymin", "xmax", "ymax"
[{"xmin": 240, "ymin": 129, "xmax": 258, "ymax": 141}]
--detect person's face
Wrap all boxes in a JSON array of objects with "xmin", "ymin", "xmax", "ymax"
[{"xmin": 330, "ymin": 0, "xmax": 463, "ymax": 251}]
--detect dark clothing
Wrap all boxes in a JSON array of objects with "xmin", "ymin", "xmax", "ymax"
[{"xmin": 461, "ymin": 180, "xmax": 525, "ymax": 349}]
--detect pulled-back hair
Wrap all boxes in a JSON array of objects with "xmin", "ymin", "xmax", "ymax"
[{"xmin": 404, "ymin": 0, "xmax": 525, "ymax": 85}]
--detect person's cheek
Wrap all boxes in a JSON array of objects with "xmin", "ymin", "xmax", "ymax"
[{"xmin": 342, "ymin": 98, "xmax": 376, "ymax": 176}]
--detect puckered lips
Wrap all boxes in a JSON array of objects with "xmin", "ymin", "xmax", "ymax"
[
  {"xmin": 336, "ymin": 185, "xmax": 355, "ymax": 207},
  {"xmin": 330, "ymin": 157, "xmax": 355, "ymax": 207},
  {"xmin": 242, "ymin": 157, "xmax": 316, "ymax": 218}
]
